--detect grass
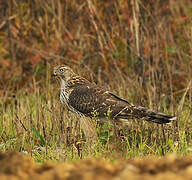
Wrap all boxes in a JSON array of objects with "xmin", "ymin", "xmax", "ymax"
[
  {"xmin": 0, "ymin": 0, "xmax": 192, "ymax": 163},
  {"xmin": 0, "ymin": 69, "xmax": 191, "ymax": 163}
]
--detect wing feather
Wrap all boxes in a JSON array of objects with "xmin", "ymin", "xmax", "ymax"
[
  {"xmin": 67, "ymin": 83, "xmax": 175, "ymax": 124},
  {"xmin": 68, "ymin": 84, "xmax": 129, "ymax": 118}
]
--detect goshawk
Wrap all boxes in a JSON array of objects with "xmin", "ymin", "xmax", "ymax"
[{"xmin": 52, "ymin": 65, "xmax": 176, "ymax": 124}]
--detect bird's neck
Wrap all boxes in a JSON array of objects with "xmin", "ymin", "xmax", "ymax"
[
  {"xmin": 68, "ymin": 75, "xmax": 91, "ymax": 88},
  {"xmin": 60, "ymin": 79, "xmax": 67, "ymax": 90},
  {"xmin": 60, "ymin": 72, "xmax": 76, "ymax": 89},
  {"xmin": 60, "ymin": 74, "xmax": 90, "ymax": 90}
]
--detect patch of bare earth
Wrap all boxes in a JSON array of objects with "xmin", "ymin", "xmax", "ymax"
[{"xmin": 0, "ymin": 152, "xmax": 192, "ymax": 180}]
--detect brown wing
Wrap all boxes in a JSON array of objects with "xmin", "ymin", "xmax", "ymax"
[
  {"xmin": 68, "ymin": 84, "xmax": 176, "ymax": 124},
  {"xmin": 68, "ymin": 84, "xmax": 133, "ymax": 119}
]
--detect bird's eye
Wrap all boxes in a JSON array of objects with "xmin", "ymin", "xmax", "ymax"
[{"xmin": 60, "ymin": 68, "xmax": 64, "ymax": 72}]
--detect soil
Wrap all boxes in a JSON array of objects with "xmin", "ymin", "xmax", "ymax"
[{"xmin": 0, "ymin": 152, "xmax": 192, "ymax": 180}]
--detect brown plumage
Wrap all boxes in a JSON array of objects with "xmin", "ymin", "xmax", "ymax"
[{"xmin": 52, "ymin": 65, "xmax": 176, "ymax": 124}]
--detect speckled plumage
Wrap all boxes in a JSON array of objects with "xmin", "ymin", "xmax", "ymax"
[{"xmin": 52, "ymin": 65, "xmax": 176, "ymax": 124}]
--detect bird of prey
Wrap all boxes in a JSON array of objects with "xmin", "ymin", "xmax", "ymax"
[{"xmin": 52, "ymin": 65, "xmax": 176, "ymax": 125}]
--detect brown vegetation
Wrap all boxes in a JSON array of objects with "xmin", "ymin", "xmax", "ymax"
[{"xmin": 0, "ymin": 0, "xmax": 191, "ymax": 98}]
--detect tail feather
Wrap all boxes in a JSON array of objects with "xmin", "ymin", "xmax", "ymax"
[
  {"xmin": 135, "ymin": 106, "xmax": 176, "ymax": 124},
  {"xmin": 116, "ymin": 106, "xmax": 176, "ymax": 124}
]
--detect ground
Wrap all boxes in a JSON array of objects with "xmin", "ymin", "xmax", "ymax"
[{"xmin": 1, "ymin": 152, "xmax": 192, "ymax": 180}]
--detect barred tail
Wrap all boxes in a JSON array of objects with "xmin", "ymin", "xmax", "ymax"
[
  {"xmin": 132, "ymin": 106, "xmax": 176, "ymax": 124},
  {"xmin": 116, "ymin": 105, "xmax": 176, "ymax": 124}
]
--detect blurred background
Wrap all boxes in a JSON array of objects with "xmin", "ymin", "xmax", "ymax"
[{"xmin": 0, "ymin": 0, "xmax": 191, "ymax": 101}]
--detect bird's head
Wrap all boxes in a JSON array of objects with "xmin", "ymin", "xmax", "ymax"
[{"xmin": 52, "ymin": 65, "xmax": 75, "ymax": 82}]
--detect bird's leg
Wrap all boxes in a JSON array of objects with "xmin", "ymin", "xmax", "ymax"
[
  {"xmin": 79, "ymin": 116, "xmax": 97, "ymax": 153},
  {"xmin": 113, "ymin": 119, "xmax": 124, "ymax": 144},
  {"xmin": 113, "ymin": 122, "xmax": 119, "ymax": 143}
]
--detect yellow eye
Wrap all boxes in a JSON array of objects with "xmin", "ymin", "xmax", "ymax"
[{"xmin": 60, "ymin": 68, "xmax": 64, "ymax": 72}]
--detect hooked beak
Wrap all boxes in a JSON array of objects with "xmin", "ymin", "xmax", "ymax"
[{"xmin": 51, "ymin": 71, "xmax": 57, "ymax": 77}]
